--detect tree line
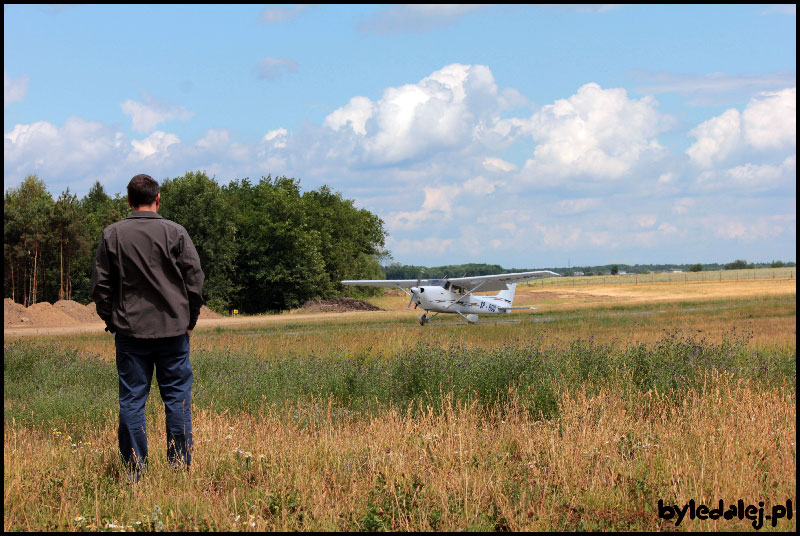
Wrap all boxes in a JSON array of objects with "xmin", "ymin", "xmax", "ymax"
[
  {"xmin": 384, "ymin": 260, "xmax": 796, "ymax": 280},
  {"xmin": 4, "ymin": 172, "xmax": 388, "ymax": 313}
]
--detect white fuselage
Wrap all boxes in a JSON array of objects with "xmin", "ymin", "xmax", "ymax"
[{"xmin": 411, "ymin": 286, "xmax": 511, "ymax": 314}]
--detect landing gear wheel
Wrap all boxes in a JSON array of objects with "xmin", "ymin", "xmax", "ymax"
[{"xmin": 418, "ymin": 314, "xmax": 428, "ymax": 326}]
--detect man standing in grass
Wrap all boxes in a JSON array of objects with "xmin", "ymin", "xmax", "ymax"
[{"xmin": 91, "ymin": 174, "xmax": 204, "ymax": 479}]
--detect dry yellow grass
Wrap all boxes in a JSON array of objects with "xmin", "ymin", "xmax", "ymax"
[
  {"xmin": 4, "ymin": 374, "xmax": 795, "ymax": 531},
  {"xmin": 515, "ymin": 278, "xmax": 796, "ymax": 307},
  {"xmin": 4, "ymin": 274, "xmax": 795, "ymax": 531}
]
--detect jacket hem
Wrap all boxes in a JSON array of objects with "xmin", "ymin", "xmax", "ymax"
[{"xmin": 114, "ymin": 329, "xmax": 190, "ymax": 339}]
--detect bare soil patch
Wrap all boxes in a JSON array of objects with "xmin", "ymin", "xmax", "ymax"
[
  {"xmin": 384, "ymin": 289, "xmax": 407, "ymax": 297},
  {"xmin": 4, "ymin": 299, "xmax": 222, "ymax": 329},
  {"xmin": 297, "ymin": 298, "xmax": 383, "ymax": 313}
]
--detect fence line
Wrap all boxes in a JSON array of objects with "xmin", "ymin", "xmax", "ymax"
[{"xmin": 523, "ymin": 268, "xmax": 796, "ymax": 288}]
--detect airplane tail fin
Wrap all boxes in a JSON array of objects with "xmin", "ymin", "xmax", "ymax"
[{"xmin": 496, "ymin": 283, "xmax": 517, "ymax": 305}]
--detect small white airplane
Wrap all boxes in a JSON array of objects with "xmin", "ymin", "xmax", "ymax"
[{"xmin": 342, "ymin": 270, "xmax": 560, "ymax": 325}]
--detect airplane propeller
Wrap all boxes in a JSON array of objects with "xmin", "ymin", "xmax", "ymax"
[{"xmin": 406, "ymin": 269, "xmax": 424, "ymax": 310}]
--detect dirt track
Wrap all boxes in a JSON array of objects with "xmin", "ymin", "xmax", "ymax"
[
  {"xmin": 2, "ymin": 310, "xmax": 386, "ymax": 338},
  {"xmin": 4, "ymin": 279, "xmax": 795, "ymax": 339},
  {"xmin": 3, "ymin": 298, "xmax": 382, "ymax": 338}
]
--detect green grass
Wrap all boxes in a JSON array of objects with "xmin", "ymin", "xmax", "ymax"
[
  {"xmin": 5, "ymin": 328, "xmax": 795, "ymax": 431},
  {"xmin": 4, "ymin": 291, "xmax": 795, "ymax": 531}
]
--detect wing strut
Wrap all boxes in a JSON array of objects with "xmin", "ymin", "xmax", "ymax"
[{"xmin": 446, "ymin": 280, "xmax": 486, "ymax": 310}]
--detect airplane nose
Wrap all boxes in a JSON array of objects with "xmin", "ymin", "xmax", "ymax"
[{"xmin": 410, "ymin": 287, "xmax": 419, "ymax": 294}]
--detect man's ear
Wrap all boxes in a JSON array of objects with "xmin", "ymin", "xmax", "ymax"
[{"xmin": 155, "ymin": 192, "xmax": 161, "ymax": 207}]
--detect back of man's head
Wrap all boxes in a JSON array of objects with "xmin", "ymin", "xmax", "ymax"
[{"xmin": 128, "ymin": 174, "xmax": 159, "ymax": 208}]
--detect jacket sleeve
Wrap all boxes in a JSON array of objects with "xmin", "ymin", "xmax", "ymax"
[
  {"xmin": 176, "ymin": 231, "xmax": 205, "ymax": 330},
  {"xmin": 90, "ymin": 234, "xmax": 116, "ymax": 332}
]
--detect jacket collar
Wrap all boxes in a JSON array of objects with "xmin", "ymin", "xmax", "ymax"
[{"xmin": 126, "ymin": 211, "xmax": 163, "ymax": 219}]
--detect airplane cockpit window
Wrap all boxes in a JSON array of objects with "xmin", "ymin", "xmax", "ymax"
[{"xmin": 444, "ymin": 282, "xmax": 451, "ymax": 290}]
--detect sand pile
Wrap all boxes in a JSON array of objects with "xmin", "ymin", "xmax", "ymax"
[
  {"xmin": 4, "ymin": 298, "xmax": 31, "ymax": 326},
  {"xmin": 25, "ymin": 302, "xmax": 79, "ymax": 326},
  {"xmin": 54, "ymin": 300, "xmax": 103, "ymax": 323},
  {"xmin": 199, "ymin": 305, "xmax": 222, "ymax": 319},
  {"xmin": 5, "ymin": 298, "xmax": 223, "ymax": 328},
  {"xmin": 298, "ymin": 297, "xmax": 382, "ymax": 313}
]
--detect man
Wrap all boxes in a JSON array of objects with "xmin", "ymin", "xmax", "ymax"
[{"xmin": 91, "ymin": 174, "xmax": 204, "ymax": 478}]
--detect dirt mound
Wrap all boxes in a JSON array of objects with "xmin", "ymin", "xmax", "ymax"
[
  {"xmin": 298, "ymin": 298, "xmax": 382, "ymax": 313},
  {"xmin": 199, "ymin": 305, "xmax": 222, "ymax": 319},
  {"xmin": 4, "ymin": 298, "xmax": 32, "ymax": 326},
  {"xmin": 25, "ymin": 302, "xmax": 79, "ymax": 326},
  {"xmin": 54, "ymin": 300, "xmax": 102, "ymax": 323},
  {"xmin": 384, "ymin": 289, "xmax": 407, "ymax": 297},
  {"xmin": 5, "ymin": 298, "xmax": 223, "ymax": 328}
]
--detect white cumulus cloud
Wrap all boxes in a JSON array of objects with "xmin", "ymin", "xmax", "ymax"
[
  {"xmin": 121, "ymin": 94, "xmax": 194, "ymax": 133},
  {"xmin": 324, "ymin": 63, "xmax": 500, "ymax": 165},
  {"xmin": 686, "ymin": 109, "xmax": 742, "ymax": 168},
  {"xmin": 324, "ymin": 97, "xmax": 374, "ymax": 135},
  {"xmin": 131, "ymin": 131, "xmax": 181, "ymax": 159},
  {"xmin": 742, "ymin": 87, "xmax": 796, "ymax": 151},
  {"xmin": 686, "ymin": 87, "xmax": 796, "ymax": 167},
  {"xmin": 4, "ymin": 117, "xmax": 127, "ymax": 189},
  {"xmin": 521, "ymin": 83, "xmax": 671, "ymax": 181},
  {"xmin": 387, "ymin": 185, "xmax": 460, "ymax": 231}
]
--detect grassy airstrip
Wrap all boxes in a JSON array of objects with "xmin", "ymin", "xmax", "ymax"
[{"xmin": 4, "ymin": 270, "xmax": 796, "ymax": 531}]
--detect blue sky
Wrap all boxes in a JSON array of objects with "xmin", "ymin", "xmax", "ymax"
[{"xmin": 4, "ymin": 4, "xmax": 796, "ymax": 267}]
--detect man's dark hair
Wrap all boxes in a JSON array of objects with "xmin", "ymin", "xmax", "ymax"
[{"xmin": 128, "ymin": 174, "xmax": 159, "ymax": 207}]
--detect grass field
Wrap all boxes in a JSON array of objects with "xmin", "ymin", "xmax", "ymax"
[{"xmin": 3, "ymin": 275, "xmax": 796, "ymax": 531}]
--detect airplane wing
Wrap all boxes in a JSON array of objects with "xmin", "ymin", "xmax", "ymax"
[
  {"xmin": 340, "ymin": 278, "xmax": 449, "ymax": 288},
  {"xmin": 341, "ymin": 271, "xmax": 560, "ymax": 292},
  {"xmin": 448, "ymin": 271, "xmax": 561, "ymax": 292}
]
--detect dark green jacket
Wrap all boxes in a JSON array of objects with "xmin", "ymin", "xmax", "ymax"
[{"xmin": 90, "ymin": 211, "xmax": 205, "ymax": 338}]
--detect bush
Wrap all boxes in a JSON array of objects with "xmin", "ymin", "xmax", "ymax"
[{"xmin": 724, "ymin": 259, "xmax": 750, "ymax": 270}]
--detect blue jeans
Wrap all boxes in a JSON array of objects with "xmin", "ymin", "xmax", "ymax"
[{"xmin": 115, "ymin": 333, "xmax": 193, "ymax": 474}]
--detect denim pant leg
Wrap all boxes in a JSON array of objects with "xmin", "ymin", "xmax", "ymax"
[
  {"xmin": 154, "ymin": 334, "xmax": 193, "ymax": 468},
  {"xmin": 115, "ymin": 334, "xmax": 155, "ymax": 472}
]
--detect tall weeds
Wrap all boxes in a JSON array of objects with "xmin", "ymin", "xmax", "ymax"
[{"xmin": 4, "ymin": 330, "xmax": 796, "ymax": 531}]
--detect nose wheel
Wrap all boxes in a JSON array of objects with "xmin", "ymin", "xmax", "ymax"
[{"xmin": 418, "ymin": 313, "xmax": 428, "ymax": 326}]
